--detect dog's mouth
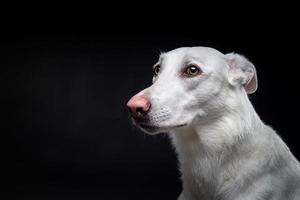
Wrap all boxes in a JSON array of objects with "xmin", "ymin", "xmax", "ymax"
[
  {"xmin": 139, "ymin": 123, "xmax": 160, "ymax": 132},
  {"xmin": 136, "ymin": 122, "xmax": 187, "ymax": 135}
]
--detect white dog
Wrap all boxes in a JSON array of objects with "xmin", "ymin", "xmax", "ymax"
[{"xmin": 127, "ymin": 47, "xmax": 300, "ymax": 200}]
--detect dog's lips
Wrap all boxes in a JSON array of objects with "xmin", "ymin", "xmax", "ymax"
[
  {"xmin": 137, "ymin": 123, "xmax": 159, "ymax": 133},
  {"xmin": 139, "ymin": 123, "xmax": 159, "ymax": 130},
  {"xmin": 136, "ymin": 122, "xmax": 188, "ymax": 134}
]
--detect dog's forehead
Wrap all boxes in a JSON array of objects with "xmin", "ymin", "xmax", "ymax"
[{"xmin": 160, "ymin": 47, "xmax": 224, "ymax": 64}]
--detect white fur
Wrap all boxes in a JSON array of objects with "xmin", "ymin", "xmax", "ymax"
[{"xmin": 129, "ymin": 47, "xmax": 300, "ymax": 199}]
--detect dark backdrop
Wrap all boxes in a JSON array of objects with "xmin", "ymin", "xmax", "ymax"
[{"xmin": 4, "ymin": 29, "xmax": 299, "ymax": 199}]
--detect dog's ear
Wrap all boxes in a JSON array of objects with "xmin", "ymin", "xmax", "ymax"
[{"xmin": 225, "ymin": 53, "xmax": 257, "ymax": 94}]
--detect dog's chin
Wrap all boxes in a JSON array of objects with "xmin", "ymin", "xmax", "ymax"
[
  {"xmin": 138, "ymin": 124, "xmax": 162, "ymax": 135},
  {"xmin": 135, "ymin": 122, "xmax": 188, "ymax": 135}
]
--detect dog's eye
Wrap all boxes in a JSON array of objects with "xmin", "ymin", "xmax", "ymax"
[
  {"xmin": 153, "ymin": 65, "xmax": 160, "ymax": 76},
  {"xmin": 183, "ymin": 65, "xmax": 201, "ymax": 77}
]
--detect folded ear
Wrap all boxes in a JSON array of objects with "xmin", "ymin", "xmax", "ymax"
[{"xmin": 225, "ymin": 52, "xmax": 257, "ymax": 94}]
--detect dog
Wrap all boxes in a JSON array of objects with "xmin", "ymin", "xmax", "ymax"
[{"xmin": 126, "ymin": 47, "xmax": 300, "ymax": 200}]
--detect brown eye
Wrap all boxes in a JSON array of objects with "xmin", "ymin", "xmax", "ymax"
[
  {"xmin": 184, "ymin": 65, "xmax": 201, "ymax": 77},
  {"xmin": 153, "ymin": 65, "xmax": 160, "ymax": 76}
]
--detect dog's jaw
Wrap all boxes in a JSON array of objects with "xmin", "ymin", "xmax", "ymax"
[
  {"xmin": 131, "ymin": 104, "xmax": 191, "ymax": 134},
  {"xmin": 134, "ymin": 118, "xmax": 188, "ymax": 135}
]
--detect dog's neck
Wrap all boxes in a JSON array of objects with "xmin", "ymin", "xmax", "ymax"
[
  {"xmin": 170, "ymin": 90, "xmax": 264, "ymax": 194},
  {"xmin": 169, "ymin": 90, "xmax": 265, "ymax": 198}
]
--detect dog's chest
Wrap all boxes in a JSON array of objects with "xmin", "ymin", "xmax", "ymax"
[{"xmin": 180, "ymin": 155, "xmax": 224, "ymax": 200}]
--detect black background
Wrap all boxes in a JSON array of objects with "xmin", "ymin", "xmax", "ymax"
[{"xmin": 4, "ymin": 23, "xmax": 299, "ymax": 200}]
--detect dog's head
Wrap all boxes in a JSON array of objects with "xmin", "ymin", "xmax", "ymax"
[{"xmin": 127, "ymin": 47, "xmax": 257, "ymax": 134}]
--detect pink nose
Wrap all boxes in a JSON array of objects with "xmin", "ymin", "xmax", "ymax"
[{"xmin": 126, "ymin": 95, "xmax": 151, "ymax": 118}]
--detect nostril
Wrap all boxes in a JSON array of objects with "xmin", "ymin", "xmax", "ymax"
[{"xmin": 136, "ymin": 107, "xmax": 145, "ymax": 117}]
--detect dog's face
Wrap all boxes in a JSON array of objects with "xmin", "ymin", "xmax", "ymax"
[{"xmin": 127, "ymin": 47, "xmax": 257, "ymax": 134}]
